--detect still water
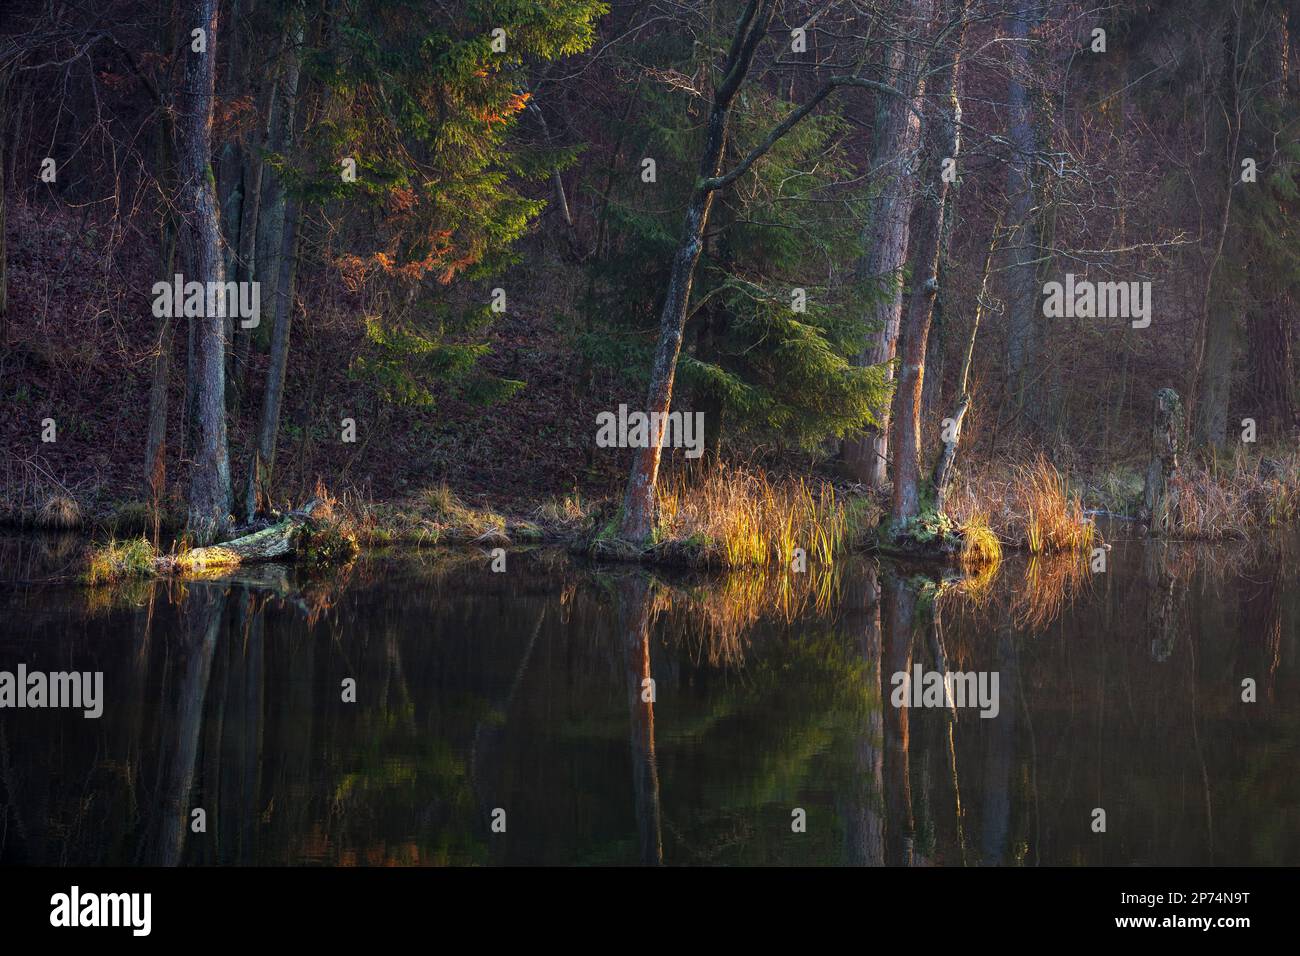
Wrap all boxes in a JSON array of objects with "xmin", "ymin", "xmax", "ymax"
[{"xmin": 0, "ymin": 532, "xmax": 1296, "ymax": 866}]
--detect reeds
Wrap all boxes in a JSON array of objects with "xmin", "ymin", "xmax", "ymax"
[
  {"xmin": 1170, "ymin": 450, "xmax": 1300, "ymax": 539},
  {"xmin": 654, "ymin": 464, "xmax": 858, "ymax": 568},
  {"xmin": 950, "ymin": 456, "xmax": 1096, "ymax": 555}
]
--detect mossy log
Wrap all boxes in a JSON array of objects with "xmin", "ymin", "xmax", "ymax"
[{"xmin": 172, "ymin": 499, "xmax": 325, "ymax": 572}]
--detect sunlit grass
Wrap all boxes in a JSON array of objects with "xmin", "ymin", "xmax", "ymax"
[
  {"xmin": 958, "ymin": 509, "xmax": 1002, "ymax": 569},
  {"xmin": 653, "ymin": 464, "xmax": 860, "ymax": 568},
  {"xmin": 950, "ymin": 456, "xmax": 1095, "ymax": 555},
  {"xmin": 85, "ymin": 536, "xmax": 157, "ymax": 585}
]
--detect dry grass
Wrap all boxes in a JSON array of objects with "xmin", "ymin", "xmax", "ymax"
[
  {"xmin": 950, "ymin": 456, "xmax": 1096, "ymax": 555},
  {"xmin": 653, "ymin": 464, "xmax": 860, "ymax": 568},
  {"xmin": 418, "ymin": 481, "xmax": 511, "ymax": 540},
  {"xmin": 85, "ymin": 536, "xmax": 157, "ymax": 585},
  {"xmin": 1169, "ymin": 449, "xmax": 1300, "ymax": 539},
  {"xmin": 957, "ymin": 510, "xmax": 1002, "ymax": 569},
  {"xmin": 38, "ymin": 494, "xmax": 82, "ymax": 529},
  {"xmin": 534, "ymin": 491, "xmax": 593, "ymax": 535}
]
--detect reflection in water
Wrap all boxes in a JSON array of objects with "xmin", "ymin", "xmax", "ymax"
[
  {"xmin": 618, "ymin": 574, "xmax": 663, "ymax": 866},
  {"xmin": 0, "ymin": 534, "xmax": 1298, "ymax": 866}
]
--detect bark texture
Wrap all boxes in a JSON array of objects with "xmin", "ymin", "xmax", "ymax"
[
  {"xmin": 890, "ymin": 0, "xmax": 967, "ymax": 523},
  {"xmin": 178, "ymin": 0, "xmax": 232, "ymax": 543},
  {"xmin": 1142, "ymin": 387, "xmax": 1184, "ymax": 536},
  {"xmin": 1003, "ymin": 0, "xmax": 1043, "ymax": 424},
  {"xmin": 844, "ymin": 7, "xmax": 930, "ymax": 488}
]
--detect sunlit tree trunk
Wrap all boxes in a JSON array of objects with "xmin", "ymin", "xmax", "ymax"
[
  {"xmin": 618, "ymin": 0, "xmax": 775, "ymax": 543},
  {"xmin": 890, "ymin": 0, "xmax": 967, "ymax": 523},
  {"xmin": 844, "ymin": 8, "xmax": 930, "ymax": 488}
]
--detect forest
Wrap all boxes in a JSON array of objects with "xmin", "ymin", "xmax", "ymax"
[
  {"xmin": 1, "ymin": 0, "xmax": 1299, "ymax": 573},
  {"xmin": 2, "ymin": 0, "xmax": 1299, "ymax": 882}
]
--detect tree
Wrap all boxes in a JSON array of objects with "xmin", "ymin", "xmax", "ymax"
[
  {"xmin": 844, "ymin": 0, "xmax": 932, "ymax": 488},
  {"xmin": 889, "ymin": 0, "xmax": 968, "ymax": 524},
  {"xmin": 1003, "ymin": 0, "xmax": 1044, "ymax": 428},
  {"xmin": 179, "ymin": 0, "xmax": 233, "ymax": 543},
  {"xmin": 580, "ymin": 13, "xmax": 883, "ymax": 461},
  {"xmin": 243, "ymin": 0, "xmax": 306, "ymax": 519},
  {"xmin": 617, "ymin": 0, "xmax": 779, "ymax": 542}
]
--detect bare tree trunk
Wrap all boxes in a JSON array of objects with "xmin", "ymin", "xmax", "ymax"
[
  {"xmin": 144, "ymin": 120, "xmax": 178, "ymax": 505},
  {"xmin": 1244, "ymin": 4, "xmax": 1296, "ymax": 439},
  {"xmin": 1188, "ymin": 6, "xmax": 1244, "ymax": 450},
  {"xmin": 243, "ymin": 1, "xmax": 305, "ymax": 520},
  {"xmin": 920, "ymin": 197, "xmax": 957, "ymax": 424},
  {"xmin": 1002, "ymin": 0, "xmax": 1042, "ymax": 425},
  {"xmin": 617, "ymin": 0, "xmax": 775, "ymax": 543},
  {"xmin": 1142, "ymin": 387, "xmax": 1184, "ymax": 536},
  {"xmin": 253, "ymin": 6, "xmax": 304, "ymax": 330},
  {"xmin": 844, "ymin": 9, "xmax": 931, "ymax": 488},
  {"xmin": 1247, "ymin": 300, "xmax": 1298, "ymax": 436},
  {"xmin": 890, "ymin": 0, "xmax": 967, "ymax": 523},
  {"xmin": 0, "ymin": 65, "xmax": 9, "ymax": 330},
  {"xmin": 931, "ymin": 222, "xmax": 997, "ymax": 512},
  {"xmin": 245, "ymin": 195, "xmax": 300, "ymax": 519},
  {"xmin": 178, "ymin": 0, "xmax": 232, "ymax": 544},
  {"xmin": 1195, "ymin": 282, "xmax": 1239, "ymax": 450}
]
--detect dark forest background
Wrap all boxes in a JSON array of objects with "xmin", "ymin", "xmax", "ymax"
[{"xmin": 1, "ymin": 0, "xmax": 1298, "ymax": 542}]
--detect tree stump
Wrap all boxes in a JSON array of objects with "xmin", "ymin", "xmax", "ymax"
[{"xmin": 1141, "ymin": 388, "xmax": 1184, "ymax": 536}]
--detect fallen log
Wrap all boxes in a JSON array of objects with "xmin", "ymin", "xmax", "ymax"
[{"xmin": 169, "ymin": 499, "xmax": 327, "ymax": 572}]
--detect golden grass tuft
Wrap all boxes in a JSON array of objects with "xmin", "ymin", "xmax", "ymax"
[
  {"xmin": 534, "ymin": 491, "xmax": 592, "ymax": 534},
  {"xmin": 85, "ymin": 536, "xmax": 157, "ymax": 585},
  {"xmin": 417, "ymin": 481, "xmax": 508, "ymax": 540},
  {"xmin": 653, "ymin": 464, "xmax": 854, "ymax": 568},
  {"xmin": 949, "ymin": 456, "xmax": 1095, "ymax": 555},
  {"xmin": 958, "ymin": 510, "xmax": 1002, "ymax": 568}
]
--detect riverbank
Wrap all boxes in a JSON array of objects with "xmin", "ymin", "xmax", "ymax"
[{"xmin": 8, "ymin": 445, "xmax": 1300, "ymax": 585}]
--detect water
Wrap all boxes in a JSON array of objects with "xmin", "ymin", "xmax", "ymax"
[{"xmin": 0, "ymin": 532, "xmax": 1297, "ymax": 866}]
